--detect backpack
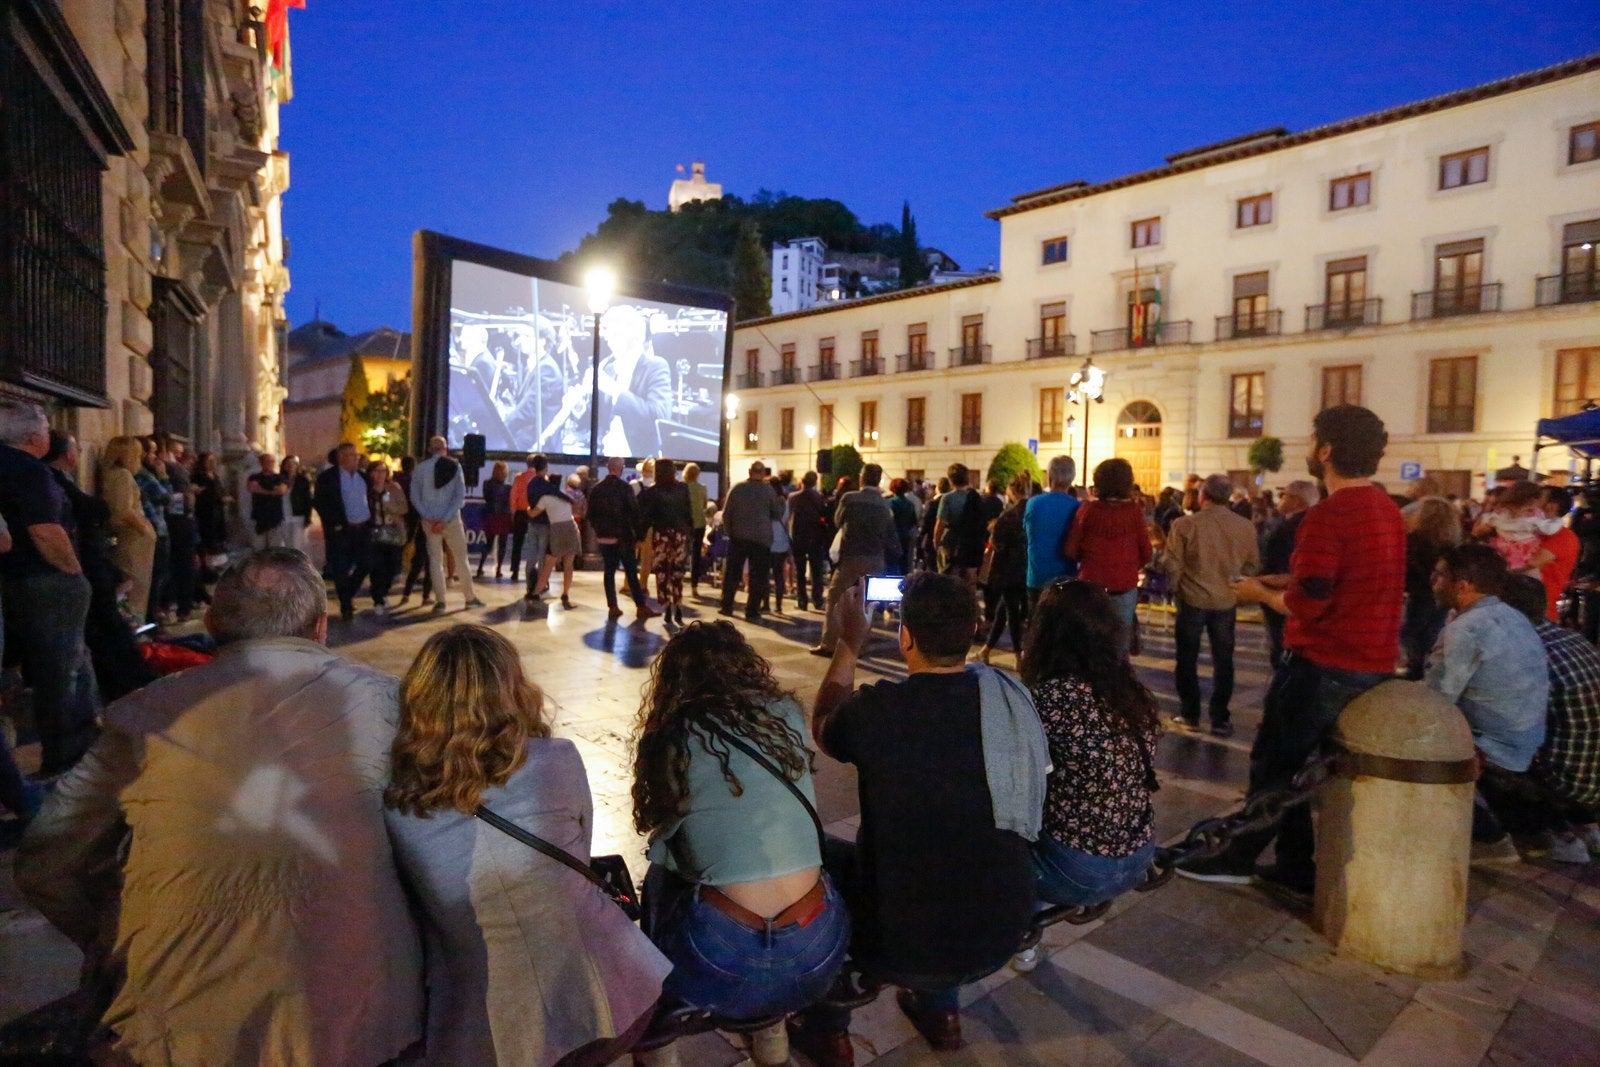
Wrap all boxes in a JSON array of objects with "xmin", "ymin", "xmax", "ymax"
[{"xmin": 953, "ymin": 488, "xmax": 988, "ymax": 564}]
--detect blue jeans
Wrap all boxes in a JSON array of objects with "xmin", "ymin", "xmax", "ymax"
[
  {"xmin": 1106, "ymin": 588, "xmax": 1138, "ymax": 656},
  {"xmin": 646, "ymin": 866, "xmax": 851, "ymax": 1020},
  {"xmin": 1033, "ymin": 838, "xmax": 1154, "ymax": 907}
]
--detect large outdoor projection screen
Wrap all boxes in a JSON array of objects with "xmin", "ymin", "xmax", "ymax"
[{"xmin": 411, "ymin": 232, "xmax": 731, "ymax": 466}]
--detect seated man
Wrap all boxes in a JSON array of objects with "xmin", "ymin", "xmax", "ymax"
[
  {"xmin": 20, "ymin": 548, "xmax": 422, "ymax": 1066},
  {"xmin": 1425, "ymin": 543, "xmax": 1550, "ymax": 861},
  {"xmin": 792, "ymin": 572, "xmax": 1045, "ymax": 1066}
]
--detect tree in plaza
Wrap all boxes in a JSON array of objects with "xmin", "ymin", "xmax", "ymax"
[
  {"xmin": 985, "ymin": 442, "xmax": 1043, "ymax": 489},
  {"xmin": 897, "ymin": 201, "xmax": 929, "ymax": 289},
  {"xmin": 730, "ymin": 221, "xmax": 771, "ymax": 321},
  {"xmin": 358, "ymin": 375, "xmax": 411, "ymax": 460},
  {"xmin": 339, "ymin": 354, "xmax": 369, "ymax": 449},
  {"xmin": 822, "ymin": 443, "xmax": 863, "ymax": 493},
  {"xmin": 1247, "ymin": 436, "xmax": 1284, "ymax": 477}
]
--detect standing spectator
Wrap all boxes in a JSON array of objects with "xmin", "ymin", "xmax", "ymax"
[
  {"xmin": 1065, "ymin": 458, "xmax": 1154, "ymax": 655},
  {"xmin": 765, "ymin": 479, "xmax": 792, "ymax": 614},
  {"xmin": 933, "ymin": 463, "xmax": 985, "ymax": 581},
  {"xmin": 718, "ymin": 461, "xmax": 783, "ymax": 623},
  {"xmin": 367, "ymin": 461, "xmax": 409, "ymax": 616},
  {"xmin": 507, "ymin": 454, "xmax": 542, "ymax": 584},
  {"xmin": 411, "ymin": 436, "xmax": 481, "ymax": 615},
  {"xmin": 280, "ymin": 454, "xmax": 313, "ymax": 554},
  {"xmin": 1401, "ymin": 497, "xmax": 1461, "ymax": 679},
  {"xmin": 531, "ymin": 473, "xmax": 583, "ymax": 610},
  {"xmin": 811, "ymin": 464, "xmax": 893, "ymax": 658},
  {"xmin": 1153, "ymin": 487, "xmax": 1183, "ymax": 534},
  {"xmin": 887, "ymin": 478, "xmax": 919, "ymax": 576},
  {"xmin": 18, "ymin": 549, "xmax": 423, "ymax": 1063},
  {"xmin": 588, "ymin": 456, "xmax": 656, "ymax": 621},
  {"xmin": 191, "ymin": 451, "xmax": 229, "ymax": 564},
  {"xmin": 1023, "ymin": 456, "xmax": 1080, "ymax": 601},
  {"xmin": 476, "ymin": 460, "xmax": 512, "ymax": 580},
  {"xmin": 396, "ymin": 454, "xmax": 434, "ymax": 606},
  {"xmin": 975, "ymin": 471, "xmax": 1033, "ymax": 665},
  {"xmin": 787, "ymin": 471, "xmax": 829, "ymax": 611},
  {"xmin": 101, "ymin": 435, "xmax": 157, "ymax": 624},
  {"xmin": 0, "ymin": 401, "xmax": 97, "ymax": 776},
  {"xmin": 1180, "ymin": 405, "xmax": 1404, "ymax": 898},
  {"xmin": 1164, "ymin": 474, "xmax": 1259, "ymax": 737},
  {"xmin": 246, "ymin": 452, "xmax": 289, "ymax": 550},
  {"xmin": 157, "ymin": 435, "xmax": 199, "ymax": 620},
  {"xmin": 386, "ymin": 625, "xmax": 670, "ymax": 1064},
  {"xmin": 1259, "ymin": 480, "xmax": 1319, "ymax": 668},
  {"xmin": 519, "ymin": 454, "xmax": 562, "ymax": 604},
  {"xmin": 684, "ymin": 461, "xmax": 709, "ymax": 596},
  {"xmin": 136, "ymin": 439, "xmax": 174, "ymax": 622},
  {"xmin": 640, "ymin": 458, "xmax": 694, "ymax": 624},
  {"xmin": 916, "ymin": 478, "xmax": 947, "ymax": 572},
  {"xmin": 313, "ymin": 441, "xmax": 378, "ymax": 622},
  {"xmin": 1526, "ymin": 486, "xmax": 1580, "ymax": 622}
]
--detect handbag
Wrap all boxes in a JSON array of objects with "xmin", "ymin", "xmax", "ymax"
[
  {"xmin": 475, "ymin": 805, "xmax": 642, "ymax": 921},
  {"xmin": 372, "ymin": 522, "xmax": 407, "ymax": 546}
]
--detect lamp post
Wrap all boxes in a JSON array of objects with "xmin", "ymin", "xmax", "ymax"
[
  {"xmin": 805, "ymin": 422, "xmax": 817, "ymax": 459},
  {"xmin": 723, "ymin": 393, "xmax": 740, "ymax": 491},
  {"xmin": 584, "ymin": 265, "xmax": 616, "ymax": 473},
  {"xmin": 1068, "ymin": 357, "xmax": 1106, "ymax": 487}
]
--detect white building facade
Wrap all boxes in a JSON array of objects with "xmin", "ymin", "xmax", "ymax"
[
  {"xmin": 731, "ymin": 55, "xmax": 1600, "ymax": 497},
  {"xmin": 770, "ymin": 237, "xmax": 828, "ymax": 314}
]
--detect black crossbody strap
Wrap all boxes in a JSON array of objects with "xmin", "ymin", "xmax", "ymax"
[
  {"xmin": 702, "ymin": 722, "xmax": 828, "ymax": 858},
  {"xmin": 475, "ymin": 805, "xmax": 627, "ymax": 904}
]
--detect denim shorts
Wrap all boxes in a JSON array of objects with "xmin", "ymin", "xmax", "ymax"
[
  {"xmin": 1033, "ymin": 837, "xmax": 1155, "ymax": 908},
  {"xmin": 650, "ymin": 870, "xmax": 851, "ymax": 1020}
]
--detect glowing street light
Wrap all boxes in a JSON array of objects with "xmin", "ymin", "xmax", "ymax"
[
  {"xmin": 1067, "ymin": 358, "xmax": 1107, "ymax": 487},
  {"xmin": 584, "ymin": 265, "xmax": 618, "ymax": 471}
]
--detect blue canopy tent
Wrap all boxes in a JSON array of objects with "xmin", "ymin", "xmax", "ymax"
[{"xmin": 1533, "ymin": 406, "xmax": 1600, "ymax": 482}]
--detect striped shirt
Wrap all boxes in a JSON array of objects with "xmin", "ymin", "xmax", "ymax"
[
  {"xmin": 1532, "ymin": 621, "xmax": 1600, "ymax": 806},
  {"xmin": 1283, "ymin": 484, "xmax": 1405, "ymax": 674}
]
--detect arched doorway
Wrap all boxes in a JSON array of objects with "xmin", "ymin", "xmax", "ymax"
[{"xmin": 1115, "ymin": 401, "xmax": 1163, "ymax": 492}]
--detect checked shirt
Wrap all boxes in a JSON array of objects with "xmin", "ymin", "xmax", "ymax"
[{"xmin": 1533, "ymin": 621, "xmax": 1600, "ymax": 807}]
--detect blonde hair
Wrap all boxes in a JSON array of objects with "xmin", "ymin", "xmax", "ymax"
[
  {"xmin": 385, "ymin": 624, "xmax": 550, "ymax": 816},
  {"xmin": 102, "ymin": 435, "xmax": 143, "ymax": 471},
  {"xmin": 491, "ymin": 460, "xmax": 508, "ymax": 481},
  {"xmin": 1406, "ymin": 496, "xmax": 1461, "ymax": 548}
]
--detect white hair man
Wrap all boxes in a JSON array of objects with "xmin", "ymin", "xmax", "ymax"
[
  {"xmin": 20, "ymin": 548, "xmax": 423, "ymax": 1064},
  {"xmin": 412, "ymin": 435, "xmax": 482, "ymax": 613},
  {"xmin": 1022, "ymin": 455, "xmax": 1080, "ymax": 600}
]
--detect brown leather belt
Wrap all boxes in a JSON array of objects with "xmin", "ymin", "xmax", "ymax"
[{"xmin": 702, "ymin": 878, "xmax": 826, "ymax": 931}]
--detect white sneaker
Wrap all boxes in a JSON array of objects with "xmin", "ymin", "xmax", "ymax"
[
  {"xmin": 1011, "ymin": 947, "xmax": 1040, "ymax": 973},
  {"xmin": 1548, "ymin": 833, "xmax": 1592, "ymax": 865},
  {"xmin": 372, "ymin": 604, "xmax": 389, "ymax": 617},
  {"xmin": 1470, "ymin": 836, "xmax": 1522, "ymax": 866}
]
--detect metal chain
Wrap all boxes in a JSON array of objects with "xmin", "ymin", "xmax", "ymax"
[{"xmin": 1151, "ymin": 748, "xmax": 1339, "ymax": 873}]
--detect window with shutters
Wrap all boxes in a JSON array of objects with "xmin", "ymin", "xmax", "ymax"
[
  {"xmin": 1329, "ymin": 172, "xmax": 1371, "ymax": 211},
  {"xmin": 905, "ymin": 397, "xmax": 925, "ymax": 447},
  {"xmin": 1229, "ymin": 373, "xmax": 1265, "ymax": 438},
  {"xmin": 1236, "ymin": 194, "xmax": 1272, "ymax": 228},
  {"xmin": 1324, "ymin": 256, "xmax": 1368, "ymax": 325},
  {"xmin": 908, "ymin": 323, "xmax": 927, "ymax": 355},
  {"xmin": 1427, "ymin": 357, "xmax": 1477, "ymax": 433},
  {"xmin": 1231, "ymin": 272, "xmax": 1270, "ymax": 334},
  {"xmin": 1554, "ymin": 348, "xmax": 1600, "ymax": 417},
  {"xmin": 960, "ymin": 393, "xmax": 983, "ymax": 445},
  {"xmin": 1042, "ymin": 237, "xmax": 1069, "ymax": 265},
  {"xmin": 859, "ymin": 401, "xmax": 878, "ymax": 448},
  {"xmin": 1559, "ymin": 219, "xmax": 1599, "ymax": 303},
  {"xmin": 744, "ymin": 409, "xmax": 759, "ymax": 445},
  {"xmin": 1568, "ymin": 121, "xmax": 1599, "ymax": 165},
  {"xmin": 1433, "ymin": 238, "xmax": 1485, "ymax": 314},
  {"xmin": 818, "ymin": 404, "xmax": 834, "ymax": 447},
  {"xmin": 819, "ymin": 337, "xmax": 836, "ymax": 375},
  {"xmin": 1439, "ymin": 147, "xmax": 1489, "ymax": 190},
  {"xmin": 1131, "ymin": 217, "xmax": 1161, "ymax": 248},
  {"xmin": 1039, "ymin": 387, "xmax": 1064, "ymax": 442},
  {"xmin": 1320, "ymin": 365, "xmax": 1363, "ymax": 410},
  {"xmin": 860, "ymin": 330, "xmax": 878, "ymax": 362},
  {"xmin": 780, "ymin": 407, "xmax": 794, "ymax": 450}
]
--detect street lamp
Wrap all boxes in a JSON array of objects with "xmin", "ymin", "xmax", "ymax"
[
  {"xmin": 584, "ymin": 265, "xmax": 617, "ymax": 472},
  {"xmin": 1067, "ymin": 357, "xmax": 1106, "ymax": 487}
]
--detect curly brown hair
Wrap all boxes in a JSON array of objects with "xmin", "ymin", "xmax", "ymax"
[
  {"xmin": 632, "ymin": 621, "xmax": 811, "ymax": 837},
  {"xmin": 385, "ymin": 624, "xmax": 550, "ymax": 817}
]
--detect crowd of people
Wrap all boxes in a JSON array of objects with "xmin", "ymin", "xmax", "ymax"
[{"xmin": 2, "ymin": 393, "xmax": 1598, "ymax": 1064}]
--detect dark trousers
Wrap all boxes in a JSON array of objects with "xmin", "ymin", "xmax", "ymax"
[
  {"xmin": 986, "ymin": 585, "xmax": 1029, "ymax": 651},
  {"xmin": 1173, "ymin": 601, "xmax": 1238, "ymax": 725},
  {"xmin": 165, "ymin": 515, "xmax": 198, "ymax": 615},
  {"xmin": 327, "ymin": 524, "xmax": 373, "ymax": 613},
  {"xmin": 1220, "ymin": 654, "xmax": 1390, "ymax": 880},
  {"xmin": 689, "ymin": 527, "xmax": 706, "ymax": 588},
  {"xmin": 146, "ymin": 534, "xmax": 170, "ymax": 621},
  {"xmin": 792, "ymin": 541, "xmax": 828, "ymax": 608},
  {"xmin": 1401, "ymin": 599, "xmax": 1450, "ymax": 680},
  {"xmin": 720, "ymin": 539, "xmax": 770, "ymax": 618},
  {"xmin": 509, "ymin": 512, "xmax": 530, "ymax": 579},
  {"xmin": 401, "ymin": 521, "xmax": 431, "ymax": 598},
  {"xmin": 1262, "ymin": 607, "xmax": 1286, "ymax": 669},
  {"xmin": 1475, "ymin": 763, "xmax": 1598, "ymax": 839},
  {"xmin": 369, "ymin": 541, "xmax": 403, "ymax": 605},
  {"xmin": 477, "ymin": 530, "xmax": 507, "ymax": 573},
  {"xmin": 600, "ymin": 541, "xmax": 646, "ymax": 609},
  {"xmin": 766, "ymin": 548, "xmax": 788, "ymax": 608},
  {"xmin": 2, "ymin": 572, "xmax": 98, "ymax": 775}
]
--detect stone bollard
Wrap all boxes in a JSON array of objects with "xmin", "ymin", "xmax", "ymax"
[{"xmin": 1313, "ymin": 679, "xmax": 1478, "ymax": 978}]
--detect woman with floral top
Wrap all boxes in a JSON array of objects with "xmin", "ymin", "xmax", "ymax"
[{"xmin": 1018, "ymin": 579, "xmax": 1160, "ymax": 912}]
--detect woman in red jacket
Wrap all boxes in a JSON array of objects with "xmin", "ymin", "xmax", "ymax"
[{"xmin": 1066, "ymin": 459, "xmax": 1153, "ymax": 655}]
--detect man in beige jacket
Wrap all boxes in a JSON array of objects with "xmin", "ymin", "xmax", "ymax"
[{"xmin": 19, "ymin": 548, "xmax": 422, "ymax": 1066}]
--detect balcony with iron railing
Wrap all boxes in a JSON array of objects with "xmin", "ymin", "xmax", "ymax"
[
  {"xmin": 1411, "ymin": 282, "xmax": 1501, "ymax": 320},
  {"xmin": 806, "ymin": 363, "xmax": 840, "ymax": 383},
  {"xmin": 1305, "ymin": 298, "xmax": 1383, "ymax": 331},
  {"xmin": 895, "ymin": 351, "xmax": 933, "ymax": 373},
  {"xmin": 851, "ymin": 357, "xmax": 883, "ymax": 377},
  {"xmin": 1214, "ymin": 309, "xmax": 1283, "ymax": 341},
  {"xmin": 1089, "ymin": 320, "xmax": 1192, "ymax": 353},
  {"xmin": 949, "ymin": 343, "xmax": 992, "ymax": 368},
  {"xmin": 734, "ymin": 372, "xmax": 761, "ymax": 389},
  {"xmin": 768, "ymin": 366, "xmax": 800, "ymax": 386},
  {"xmin": 1025, "ymin": 335, "xmax": 1077, "ymax": 360},
  {"xmin": 1536, "ymin": 270, "xmax": 1600, "ymax": 307}
]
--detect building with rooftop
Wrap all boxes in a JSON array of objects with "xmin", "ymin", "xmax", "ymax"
[{"xmin": 284, "ymin": 321, "xmax": 410, "ymax": 461}]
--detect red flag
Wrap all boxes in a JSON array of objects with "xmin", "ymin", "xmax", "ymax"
[
  {"xmin": 266, "ymin": 0, "xmax": 305, "ymax": 72},
  {"xmin": 1130, "ymin": 259, "xmax": 1143, "ymax": 346}
]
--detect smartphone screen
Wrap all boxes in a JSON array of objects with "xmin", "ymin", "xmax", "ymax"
[{"xmin": 863, "ymin": 575, "xmax": 905, "ymax": 607}]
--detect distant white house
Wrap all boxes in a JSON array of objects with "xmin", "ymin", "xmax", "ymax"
[{"xmin": 770, "ymin": 237, "xmax": 829, "ymax": 314}]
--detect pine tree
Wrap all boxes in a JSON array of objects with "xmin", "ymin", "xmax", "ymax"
[
  {"xmin": 730, "ymin": 221, "xmax": 771, "ymax": 321},
  {"xmin": 339, "ymin": 354, "xmax": 370, "ymax": 448},
  {"xmin": 898, "ymin": 201, "xmax": 928, "ymax": 289}
]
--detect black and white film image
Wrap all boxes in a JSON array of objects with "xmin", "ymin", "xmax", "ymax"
[{"xmin": 446, "ymin": 260, "xmax": 726, "ymax": 461}]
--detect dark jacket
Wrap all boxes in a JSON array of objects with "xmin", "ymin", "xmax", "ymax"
[
  {"xmin": 586, "ymin": 475, "xmax": 640, "ymax": 542},
  {"xmin": 835, "ymin": 488, "xmax": 894, "ymax": 562},
  {"xmin": 640, "ymin": 481, "xmax": 693, "ymax": 534},
  {"xmin": 987, "ymin": 503, "xmax": 1029, "ymax": 590},
  {"xmin": 723, "ymin": 478, "xmax": 783, "ymax": 546},
  {"xmin": 288, "ymin": 473, "xmax": 313, "ymax": 520},
  {"xmin": 313, "ymin": 466, "xmax": 360, "ymax": 532},
  {"xmin": 787, "ymin": 487, "xmax": 828, "ymax": 550}
]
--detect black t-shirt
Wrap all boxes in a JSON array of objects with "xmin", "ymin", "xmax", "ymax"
[
  {"xmin": 0, "ymin": 445, "xmax": 72, "ymax": 579},
  {"xmin": 821, "ymin": 671, "xmax": 1035, "ymax": 984}
]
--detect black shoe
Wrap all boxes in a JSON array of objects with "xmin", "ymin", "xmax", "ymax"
[
  {"xmin": 1252, "ymin": 863, "xmax": 1314, "ymax": 909},
  {"xmin": 808, "ymin": 645, "xmax": 833, "ymax": 658},
  {"xmin": 745, "ymin": 612, "xmax": 762, "ymax": 623},
  {"xmin": 1174, "ymin": 852, "xmax": 1254, "ymax": 885},
  {"xmin": 1209, "ymin": 721, "xmax": 1235, "ymax": 738},
  {"xmin": 717, "ymin": 608, "xmax": 734, "ymax": 617},
  {"xmin": 340, "ymin": 606, "xmax": 355, "ymax": 623},
  {"xmin": 896, "ymin": 989, "xmax": 963, "ymax": 1052}
]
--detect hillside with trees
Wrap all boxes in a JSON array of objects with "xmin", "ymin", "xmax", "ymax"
[{"xmin": 559, "ymin": 191, "xmax": 927, "ymax": 321}]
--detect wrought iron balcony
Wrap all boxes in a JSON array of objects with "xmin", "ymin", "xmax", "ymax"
[
  {"xmin": 1305, "ymin": 298, "xmax": 1382, "ymax": 331},
  {"xmin": 734, "ymin": 372, "xmax": 761, "ymax": 389},
  {"xmin": 1089, "ymin": 320, "xmax": 1192, "ymax": 353},
  {"xmin": 948, "ymin": 343, "xmax": 992, "ymax": 367},
  {"xmin": 768, "ymin": 367, "xmax": 800, "ymax": 386},
  {"xmin": 851, "ymin": 357, "xmax": 883, "ymax": 377},
  {"xmin": 895, "ymin": 351, "xmax": 933, "ymax": 373},
  {"xmin": 1536, "ymin": 271, "xmax": 1600, "ymax": 307},
  {"xmin": 1214, "ymin": 309, "xmax": 1282, "ymax": 341},
  {"xmin": 1025, "ymin": 335, "xmax": 1077, "ymax": 360},
  {"xmin": 1410, "ymin": 282, "xmax": 1501, "ymax": 320},
  {"xmin": 805, "ymin": 363, "xmax": 840, "ymax": 382}
]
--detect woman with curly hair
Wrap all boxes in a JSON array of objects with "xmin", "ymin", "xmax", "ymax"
[
  {"xmin": 632, "ymin": 621, "xmax": 849, "ymax": 1019},
  {"xmin": 1017, "ymin": 581, "xmax": 1160, "ymax": 943},
  {"xmin": 384, "ymin": 624, "xmax": 670, "ymax": 1066}
]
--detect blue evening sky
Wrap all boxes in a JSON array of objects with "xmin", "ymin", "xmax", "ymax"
[{"xmin": 281, "ymin": 1, "xmax": 1600, "ymax": 330}]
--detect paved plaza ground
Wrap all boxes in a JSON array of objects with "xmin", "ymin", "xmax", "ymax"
[{"xmin": 3, "ymin": 570, "xmax": 1597, "ymax": 1065}]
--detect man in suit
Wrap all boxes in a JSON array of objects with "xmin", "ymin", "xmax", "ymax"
[
  {"xmin": 596, "ymin": 304, "xmax": 672, "ymax": 457},
  {"xmin": 312, "ymin": 441, "xmax": 372, "ymax": 622}
]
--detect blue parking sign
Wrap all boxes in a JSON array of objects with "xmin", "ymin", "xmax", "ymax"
[
  {"xmin": 1399, "ymin": 461, "xmax": 1422, "ymax": 481},
  {"xmin": 1027, "ymin": 438, "xmax": 1038, "ymax": 455}
]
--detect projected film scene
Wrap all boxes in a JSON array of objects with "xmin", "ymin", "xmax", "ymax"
[{"xmin": 446, "ymin": 259, "xmax": 727, "ymax": 461}]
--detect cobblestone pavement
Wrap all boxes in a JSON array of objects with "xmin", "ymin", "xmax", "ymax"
[{"xmin": 3, "ymin": 570, "xmax": 1597, "ymax": 1065}]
